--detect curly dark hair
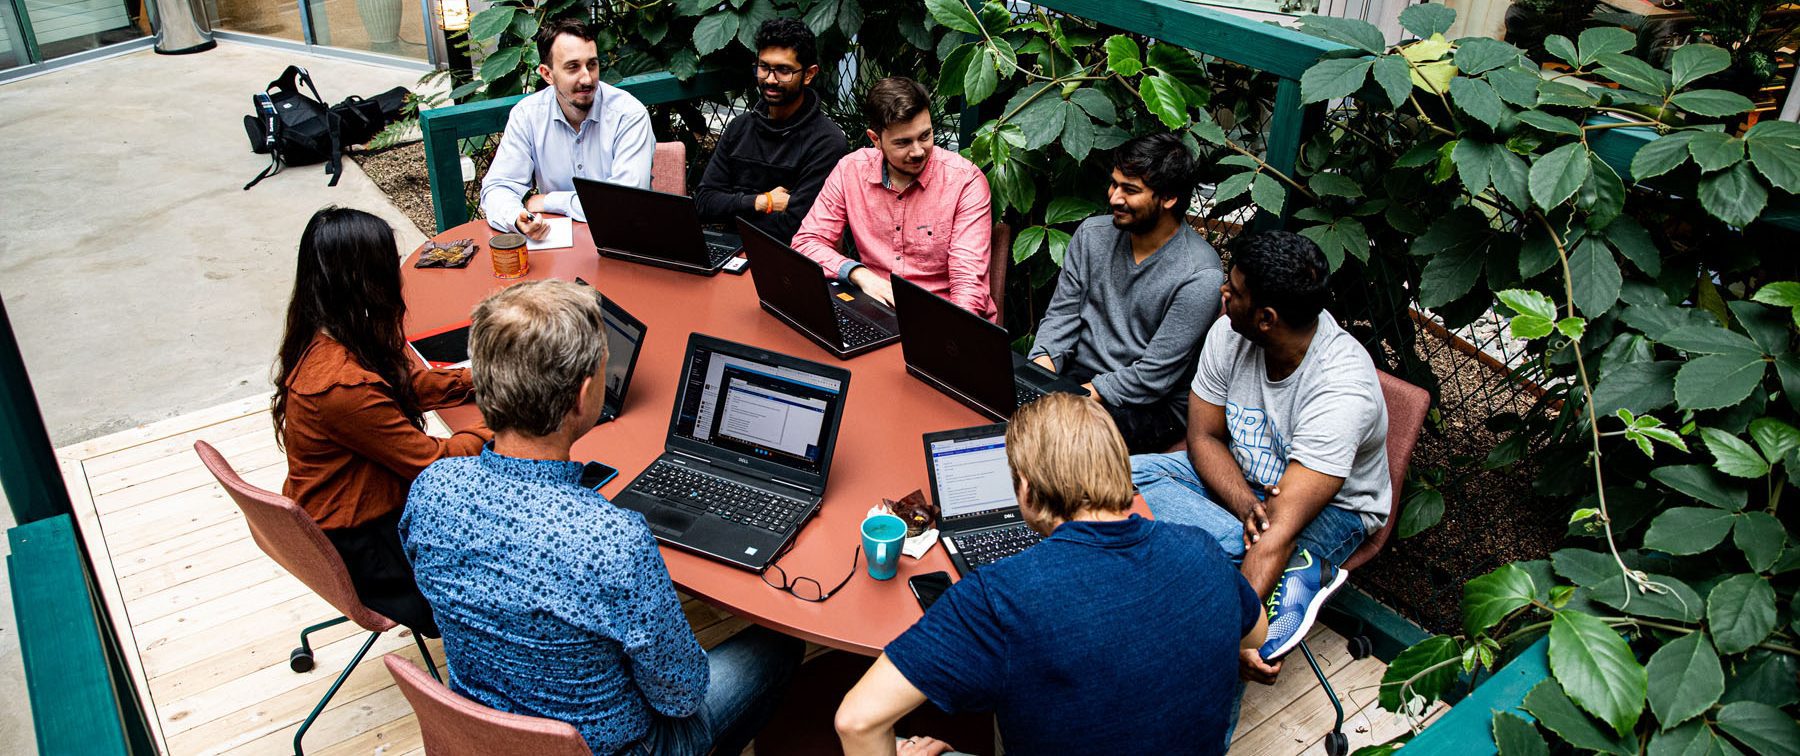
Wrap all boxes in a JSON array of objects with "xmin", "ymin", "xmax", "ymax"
[
  {"xmin": 1229, "ymin": 231, "xmax": 1332, "ymax": 325},
  {"xmin": 754, "ymin": 17, "xmax": 817, "ymax": 67},
  {"xmin": 1113, "ymin": 133, "xmax": 1197, "ymax": 213},
  {"xmin": 536, "ymin": 16, "xmax": 595, "ymax": 67}
]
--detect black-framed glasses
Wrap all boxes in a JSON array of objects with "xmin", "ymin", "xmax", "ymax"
[
  {"xmin": 753, "ymin": 62, "xmax": 805, "ymax": 81},
  {"xmin": 761, "ymin": 544, "xmax": 860, "ymax": 602}
]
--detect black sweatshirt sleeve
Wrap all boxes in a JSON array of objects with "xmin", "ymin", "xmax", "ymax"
[
  {"xmin": 770, "ymin": 131, "xmax": 850, "ymax": 241},
  {"xmin": 693, "ymin": 120, "xmax": 757, "ymax": 221}
]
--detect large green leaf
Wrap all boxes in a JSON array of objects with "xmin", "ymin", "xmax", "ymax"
[
  {"xmin": 1452, "ymin": 138, "xmax": 1500, "ymax": 195},
  {"xmin": 1418, "ymin": 240, "xmax": 1487, "ymax": 308},
  {"xmin": 923, "ymin": 0, "xmax": 981, "ymax": 34},
  {"xmin": 964, "ymin": 46, "xmax": 1000, "ymax": 105},
  {"xmin": 1398, "ymin": 2, "xmax": 1456, "ymax": 37},
  {"xmin": 1309, "ymin": 172, "xmax": 1363, "ymax": 198},
  {"xmin": 1650, "ymin": 464, "xmax": 1748, "ymax": 510},
  {"xmin": 734, "ymin": 0, "xmax": 777, "ymax": 50},
  {"xmin": 1250, "ymin": 173, "xmax": 1286, "ymax": 215},
  {"xmin": 1568, "ymin": 235, "xmax": 1622, "ymax": 316},
  {"xmin": 1581, "ymin": 156, "xmax": 1626, "ymax": 229},
  {"xmin": 1676, "ymin": 352, "xmax": 1767, "ymax": 411},
  {"xmin": 1518, "ymin": 110, "xmax": 1583, "ymax": 136},
  {"xmin": 478, "ymin": 46, "xmax": 525, "ymax": 84},
  {"xmin": 1046, "ymin": 228, "xmax": 1072, "ymax": 266},
  {"xmin": 1104, "ymin": 34, "xmax": 1144, "ymax": 77},
  {"xmin": 1578, "ymin": 27, "xmax": 1636, "ymax": 64},
  {"xmin": 1014, "ymin": 93, "xmax": 1065, "ymax": 150},
  {"xmin": 1301, "ymin": 15, "xmax": 1387, "ymax": 54},
  {"xmin": 1644, "ymin": 507, "xmax": 1737, "ymax": 555},
  {"xmin": 1523, "ymin": 679, "xmax": 1637, "ymax": 755},
  {"xmin": 1650, "ymin": 721, "xmax": 1745, "ymax": 756},
  {"xmin": 1139, "ymin": 74, "xmax": 1189, "ymax": 130},
  {"xmin": 1371, "ymin": 54, "xmax": 1412, "ymax": 108},
  {"xmin": 1449, "ymin": 76, "xmax": 1508, "ymax": 129},
  {"xmin": 1722, "ymin": 650, "xmax": 1800, "ymax": 707},
  {"xmin": 1671, "ymin": 89, "xmax": 1755, "ymax": 118},
  {"xmin": 1548, "ymin": 610, "xmax": 1646, "ymax": 736},
  {"xmin": 692, "ymin": 11, "xmax": 741, "ymax": 55},
  {"xmin": 1067, "ymin": 87, "xmax": 1116, "ymax": 123},
  {"xmin": 1633, "ymin": 131, "xmax": 1696, "ymax": 182},
  {"xmin": 467, "ymin": 5, "xmax": 517, "ymax": 42},
  {"xmin": 1456, "ymin": 37, "xmax": 1523, "ymax": 75},
  {"xmin": 1749, "ymin": 417, "xmax": 1800, "ymax": 462},
  {"xmin": 1462, "ymin": 563, "xmax": 1537, "ymax": 636},
  {"xmin": 1011, "ymin": 225, "xmax": 1046, "ymax": 263},
  {"xmin": 1539, "ymin": 79, "xmax": 1600, "ymax": 107},
  {"xmin": 1045, "ymin": 197, "xmax": 1102, "ymax": 225},
  {"xmin": 1597, "ymin": 51, "xmax": 1673, "ymax": 96},
  {"xmin": 1707, "ymin": 574, "xmax": 1777, "ymax": 654},
  {"xmin": 938, "ymin": 44, "xmax": 977, "ymax": 98},
  {"xmin": 1701, "ymin": 427, "xmax": 1771, "ymax": 478},
  {"xmin": 1492, "ymin": 149, "xmax": 1530, "ymax": 210},
  {"xmin": 1214, "ymin": 172, "xmax": 1253, "ymax": 204},
  {"xmin": 1397, "ymin": 484, "xmax": 1444, "ymax": 538},
  {"xmin": 1660, "ymin": 324, "xmax": 1762, "ymax": 355},
  {"xmin": 1378, "ymin": 635, "xmax": 1460, "ymax": 711},
  {"xmin": 1671, "ymin": 43, "xmax": 1732, "ymax": 89},
  {"xmin": 1646, "ymin": 631, "xmax": 1726, "ymax": 728},
  {"xmin": 1606, "ymin": 216, "xmax": 1661, "ymax": 276},
  {"xmin": 1591, "ymin": 570, "xmax": 1705, "ymax": 623},
  {"xmin": 1689, "ymin": 132, "xmax": 1745, "ymax": 172},
  {"xmin": 1531, "ymin": 143, "xmax": 1591, "ymax": 210},
  {"xmin": 1301, "ymin": 57, "xmax": 1374, "ymax": 104},
  {"xmin": 1494, "ymin": 712, "xmax": 1550, "ymax": 756},
  {"xmin": 1733, "ymin": 510, "xmax": 1787, "ymax": 572},
  {"xmin": 1593, "ymin": 361, "xmax": 1677, "ymax": 415},
  {"xmin": 1489, "ymin": 66, "xmax": 1542, "ymax": 107},
  {"xmin": 1715, "ymin": 702, "xmax": 1800, "ymax": 756},
  {"xmin": 1747, "ymin": 136, "xmax": 1800, "ymax": 194}
]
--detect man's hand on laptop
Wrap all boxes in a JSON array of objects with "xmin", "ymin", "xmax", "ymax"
[
  {"xmin": 849, "ymin": 267, "xmax": 896, "ymax": 307},
  {"xmin": 1032, "ymin": 354, "xmax": 1056, "ymax": 373},
  {"xmin": 515, "ymin": 210, "xmax": 550, "ymax": 240}
]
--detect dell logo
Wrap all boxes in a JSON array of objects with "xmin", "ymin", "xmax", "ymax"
[{"xmin": 738, "ymin": 457, "xmax": 750, "ymax": 465}]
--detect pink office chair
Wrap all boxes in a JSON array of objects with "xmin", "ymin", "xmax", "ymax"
[
  {"xmin": 385, "ymin": 656, "xmax": 591, "ymax": 756},
  {"xmin": 651, "ymin": 141, "xmax": 687, "ymax": 195},
  {"xmin": 194, "ymin": 440, "xmax": 441, "ymax": 756},
  {"xmin": 1299, "ymin": 371, "xmax": 1430, "ymax": 756}
]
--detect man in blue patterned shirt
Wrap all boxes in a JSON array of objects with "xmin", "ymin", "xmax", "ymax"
[{"xmin": 401, "ymin": 280, "xmax": 802, "ymax": 755}]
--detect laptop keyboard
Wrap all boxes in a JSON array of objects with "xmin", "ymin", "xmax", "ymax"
[
  {"xmin": 632, "ymin": 461, "xmax": 806, "ymax": 534},
  {"xmin": 834, "ymin": 307, "xmax": 888, "ymax": 348},
  {"xmin": 953, "ymin": 524, "xmax": 1043, "ymax": 570},
  {"xmin": 706, "ymin": 242, "xmax": 736, "ymax": 266},
  {"xmin": 1015, "ymin": 382, "xmax": 1048, "ymax": 409}
]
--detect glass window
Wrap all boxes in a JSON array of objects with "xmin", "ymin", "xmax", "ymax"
[
  {"xmin": 303, "ymin": 0, "xmax": 429, "ymax": 59},
  {"xmin": 22, "ymin": 0, "xmax": 147, "ymax": 61},
  {"xmin": 212, "ymin": 0, "xmax": 308, "ymax": 43}
]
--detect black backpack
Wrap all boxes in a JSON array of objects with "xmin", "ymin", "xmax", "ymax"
[{"xmin": 242, "ymin": 66, "xmax": 408, "ymax": 190}]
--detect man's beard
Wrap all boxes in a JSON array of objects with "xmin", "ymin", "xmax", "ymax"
[
  {"xmin": 761, "ymin": 83, "xmax": 798, "ymax": 107},
  {"xmin": 1111, "ymin": 206, "xmax": 1158, "ymax": 234}
]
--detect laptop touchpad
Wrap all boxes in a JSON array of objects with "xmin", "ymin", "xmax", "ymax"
[{"xmin": 643, "ymin": 507, "xmax": 696, "ymax": 536}]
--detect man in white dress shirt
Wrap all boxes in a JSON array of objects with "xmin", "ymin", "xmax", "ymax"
[{"xmin": 479, "ymin": 16, "xmax": 655, "ymax": 239}]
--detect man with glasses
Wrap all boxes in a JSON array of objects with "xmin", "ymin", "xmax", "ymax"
[
  {"xmin": 834, "ymin": 394, "xmax": 1267, "ymax": 755},
  {"xmin": 401, "ymin": 280, "xmax": 803, "ymax": 756},
  {"xmin": 480, "ymin": 17, "xmax": 655, "ymax": 240},
  {"xmin": 694, "ymin": 18, "xmax": 848, "ymax": 244}
]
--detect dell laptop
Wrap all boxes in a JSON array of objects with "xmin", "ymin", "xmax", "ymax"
[
  {"xmin": 573, "ymin": 178, "xmax": 741, "ymax": 275},
  {"xmin": 892, "ymin": 275, "xmax": 1086, "ymax": 420},
  {"xmin": 612, "ymin": 333, "xmax": 852, "ymax": 571},
  {"xmin": 923, "ymin": 423, "xmax": 1043, "ymax": 575},
  {"xmin": 574, "ymin": 278, "xmax": 648, "ymax": 424},
  {"xmin": 738, "ymin": 218, "xmax": 899, "ymax": 359}
]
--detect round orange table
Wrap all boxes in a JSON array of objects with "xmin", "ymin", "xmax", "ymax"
[{"xmin": 404, "ymin": 219, "xmax": 1146, "ymax": 655}]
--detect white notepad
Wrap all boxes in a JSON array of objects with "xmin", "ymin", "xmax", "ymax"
[{"xmin": 525, "ymin": 216, "xmax": 574, "ymax": 251}]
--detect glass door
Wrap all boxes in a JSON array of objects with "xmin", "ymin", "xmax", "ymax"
[{"xmin": 17, "ymin": 0, "xmax": 146, "ymax": 61}]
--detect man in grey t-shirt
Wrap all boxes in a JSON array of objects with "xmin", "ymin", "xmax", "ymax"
[
  {"xmin": 1131, "ymin": 232, "xmax": 1388, "ymax": 690},
  {"xmin": 1028, "ymin": 134, "xmax": 1224, "ymax": 453}
]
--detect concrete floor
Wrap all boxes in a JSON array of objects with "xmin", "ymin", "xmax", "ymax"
[
  {"xmin": 0, "ymin": 40, "xmax": 430, "ymax": 754},
  {"xmin": 0, "ymin": 41, "xmax": 427, "ymax": 447}
]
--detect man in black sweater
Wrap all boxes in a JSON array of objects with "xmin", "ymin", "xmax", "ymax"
[{"xmin": 694, "ymin": 18, "xmax": 849, "ymax": 244}]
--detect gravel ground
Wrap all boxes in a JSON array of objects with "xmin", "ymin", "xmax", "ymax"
[{"xmin": 354, "ymin": 149, "xmax": 1561, "ymax": 635}]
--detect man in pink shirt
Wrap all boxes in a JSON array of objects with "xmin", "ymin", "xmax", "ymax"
[{"xmin": 791, "ymin": 77, "xmax": 997, "ymax": 321}]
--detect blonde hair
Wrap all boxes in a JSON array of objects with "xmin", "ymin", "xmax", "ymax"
[
  {"xmin": 468, "ymin": 280, "xmax": 608, "ymax": 436},
  {"xmin": 1005, "ymin": 394, "xmax": 1133, "ymax": 520}
]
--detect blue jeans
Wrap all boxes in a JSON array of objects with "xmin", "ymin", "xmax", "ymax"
[
  {"xmin": 629, "ymin": 626, "xmax": 804, "ymax": 756},
  {"xmin": 1129, "ymin": 451, "xmax": 1369, "ymax": 747}
]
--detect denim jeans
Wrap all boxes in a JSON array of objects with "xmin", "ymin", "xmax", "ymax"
[
  {"xmin": 1129, "ymin": 451, "xmax": 1370, "ymax": 748},
  {"xmin": 628, "ymin": 626, "xmax": 804, "ymax": 756}
]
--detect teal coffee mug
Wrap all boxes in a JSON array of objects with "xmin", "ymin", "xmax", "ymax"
[{"xmin": 861, "ymin": 513, "xmax": 907, "ymax": 580}]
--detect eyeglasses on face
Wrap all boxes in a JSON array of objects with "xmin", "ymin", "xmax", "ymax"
[
  {"xmin": 760, "ymin": 545, "xmax": 860, "ymax": 602},
  {"xmin": 753, "ymin": 62, "xmax": 805, "ymax": 81}
]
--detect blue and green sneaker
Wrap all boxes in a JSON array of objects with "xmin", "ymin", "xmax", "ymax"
[{"xmin": 1259, "ymin": 548, "xmax": 1349, "ymax": 662}]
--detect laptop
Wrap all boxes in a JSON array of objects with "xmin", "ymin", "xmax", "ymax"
[
  {"xmin": 612, "ymin": 333, "xmax": 852, "ymax": 571},
  {"xmin": 574, "ymin": 278, "xmax": 648, "ymax": 424},
  {"xmin": 573, "ymin": 178, "xmax": 741, "ymax": 275},
  {"xmin": 738, "ymin": 218, "xmax": 899, "ymax": 359},
  {"xmin": 923, "ymin": 423, "xmax": 1043, "ymax": 575},
  {"xmin": 891, "ymin": 275, "xmax": 1087, "ymax": 420}
]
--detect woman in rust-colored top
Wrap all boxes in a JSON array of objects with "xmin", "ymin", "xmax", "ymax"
[{"xmin": 272, "ymin": 207, "xmax": 491, "ymax": 635}]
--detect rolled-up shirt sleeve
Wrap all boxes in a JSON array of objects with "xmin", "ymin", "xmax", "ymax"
[
  {"xmin": 947, "ymin": 169, "xmax": 995, "ymax": 320},
  {"xmin": 792, "ymin": 160, "xmax": 855, "ymax": 277}
]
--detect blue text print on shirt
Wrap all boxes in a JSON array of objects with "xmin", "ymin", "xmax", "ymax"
[{"xmin": 1226, "ymin": 401, "xmax": 1288, "ymax": 488}]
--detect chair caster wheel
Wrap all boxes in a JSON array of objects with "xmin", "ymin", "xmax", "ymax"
[
  {"xmin": 290, "ymin": 647, "xmax": 314, "ymax": 673},
  {"xmin": 1348, "ymin": 635, "xmax": 1374, "ymax": 660},
  {"xmin": 1325, "ymin": 731, "xmax": 1349, "ymax": 756}
]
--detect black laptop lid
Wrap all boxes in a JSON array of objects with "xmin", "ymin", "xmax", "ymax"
[
  {"xmin": 738, "ymin": 219, "xmax": 840, "ymax": 339},
  {"xmin": 892, "ymin": 275, "xmax": 1017, "ymax": 415},
  {"xmin": 599, "ymin": 296, "xmax": 647, "ymax": 417},
  {"xmin": 665, "ymin": 333, "xmax": 852, "ymax": 492},
  {"xmin": 573, "ymin": 178, "xmax": 710, "ymax": 265},
  {"xmin": 923, "ymin": 423, "xmax": 1022, "ymax": 528}
]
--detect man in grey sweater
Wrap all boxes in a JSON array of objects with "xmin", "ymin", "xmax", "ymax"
[{"xmin": 1029, "ymin": 134, "xmax": 1224, "ymax": 453}]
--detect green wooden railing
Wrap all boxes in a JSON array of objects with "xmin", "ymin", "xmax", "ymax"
[{"xmin": 421, "ymin": 67, "xmax": 736, "ymax": 233}]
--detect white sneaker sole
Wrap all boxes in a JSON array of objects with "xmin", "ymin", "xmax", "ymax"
[{"xmin": 1263, "ymin": 565, "xmax": 1352, "ymax": 661}]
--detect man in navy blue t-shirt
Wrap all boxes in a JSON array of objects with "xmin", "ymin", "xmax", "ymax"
[{"xmin": 835, "ymin": 394, "xmax": 1267, "ymax": 755}]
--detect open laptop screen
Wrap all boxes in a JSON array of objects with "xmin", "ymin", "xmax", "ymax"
[
  {"xmin": 928, "ymin": 428, "xmax": 1018, "ymax": 518},
  {"xmin": 673, "ymin": 343, "xmax": 845, "ymax": 476},
  {"xmin": 600, "ymin": 301, "xmax": 643, "ymax": 412}
]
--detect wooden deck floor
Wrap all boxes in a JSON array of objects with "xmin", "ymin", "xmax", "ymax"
[{"xmin": 55, "ymin": 397, "xmax": 1434, "ymax": 755}]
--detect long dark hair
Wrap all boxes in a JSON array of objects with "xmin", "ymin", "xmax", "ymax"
[{"xmin": 271, "ymin": 207, "xmax": 421, "ymax": 445}]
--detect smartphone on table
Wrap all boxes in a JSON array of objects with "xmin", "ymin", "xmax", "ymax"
[
  {"xmin": 579, "ymin": 460, "xmax": 619, "ymax": 490},
  {"xmin": 908, "ymin": 571, "xmax": 952, "ymax": 612}
]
